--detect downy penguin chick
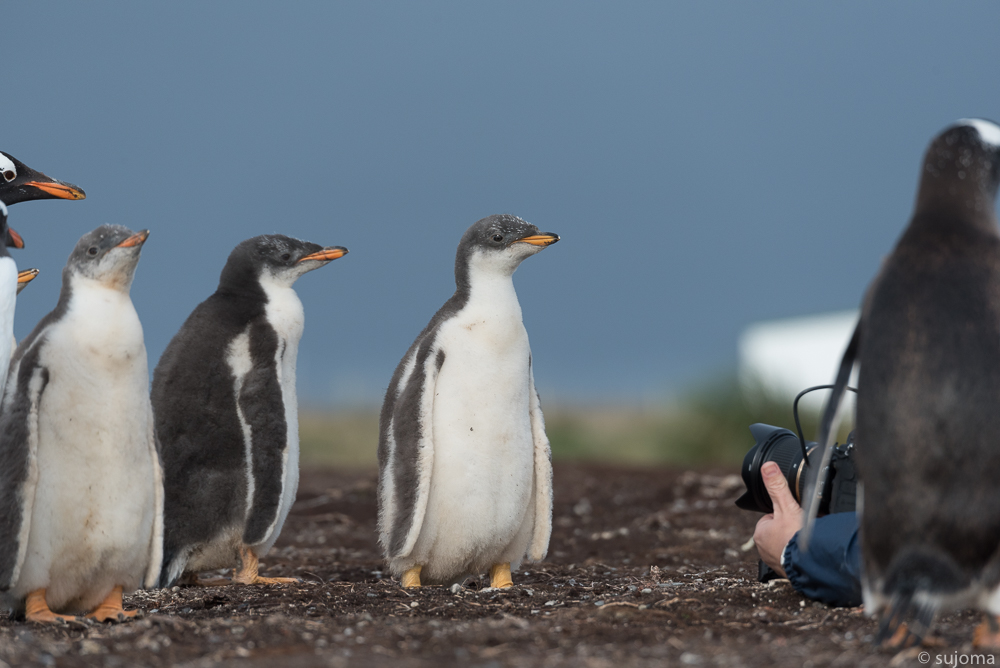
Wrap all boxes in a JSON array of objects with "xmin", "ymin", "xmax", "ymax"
[
  {"xmin": 0, "ymin": 225, "xmax": 161, "ymax": 623},
  {"xmin": 153, "ymin": 235, "xmax": 347, "ymax": 587},
  {"xmin": 378, "ymin": 214, "xmax": 559, "ymax": 588}
]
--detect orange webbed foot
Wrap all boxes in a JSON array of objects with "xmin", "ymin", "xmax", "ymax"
[
  {"xmin": 25, "ymin": 589, "xmax": 81, "ymax": 625},
  {"xmin": 86, "ymin": 586, "xmax": 139, "ymax": 623},
  {"xmin": 230, "ymin": 545, "xmax": 298, "ymax": 586},
  {"xmin": 974, "ymin": 614, "xmax": 1000, "ymax": 649}
]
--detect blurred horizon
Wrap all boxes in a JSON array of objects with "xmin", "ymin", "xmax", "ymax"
[{"xmin": 6, "ymin": 2, "xmax": 1000, "ymax": 407}]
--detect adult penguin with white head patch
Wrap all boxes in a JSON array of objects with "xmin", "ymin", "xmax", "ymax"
[
  {"xmin": 0, "ymin": 224, "xmax": 161, "ymax": 623},
  {"xmin": 0, "ymin": 151, "xmax": 86, "ymax": 205},
  {"xmin": 378, "ymin": 214, "xmax": 558, "ymax": 588},
  {"xmin": 812, "ymin": 119, "xmax": 1000, "ymax": 647},
  {"xmin": 153, "ymin": 235, "xmax": 347, "ymax": 587}
]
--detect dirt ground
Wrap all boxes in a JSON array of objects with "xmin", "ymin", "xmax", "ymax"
[{"xmin": 0, "ymin": 464, "xmax": 993, "ymax": 667}]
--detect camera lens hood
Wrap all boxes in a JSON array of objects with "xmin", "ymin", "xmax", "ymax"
[{"xmin": 735, "ymin": 424, "xmax": 805, "ymax": 514}]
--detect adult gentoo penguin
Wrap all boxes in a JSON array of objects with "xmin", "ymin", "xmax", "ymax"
[
  {"xmin": 153, "ymin": 235, "xmax": 347, "ymax": 587},
  {"xmin": 0, "ymin": 225, "xmax": 161, "ymax": 623},
  {"xmin": 813, "ymin": 119, "xmax": 1000, "ymax": 647},
  {"xmin": 0, "ymin": 152, "xmax": 86, "ymax": 204},
  {"xmin": 378, "ymin": 214, "xmax": 558, "ymax": 588}
]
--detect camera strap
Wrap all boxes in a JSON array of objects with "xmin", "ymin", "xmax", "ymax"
[{"xmin": 799, "ymin": 320, "xmax": 860, "ymax": 551}]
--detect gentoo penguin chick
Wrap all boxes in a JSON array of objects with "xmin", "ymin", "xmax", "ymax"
[
  {"xmin": 153, "ymin": 235, "xmax": 347, "ymax": 588},
  {"xmin": 814, "ymin": 119, "xmax": 1000, "ymax": 647},
  {"xmin": 378, "ymin": 214, "xmax": 559, "ymax": 588},
  {"xmin": 0, "ymin": 152, "xmax": 86, "ymax": 204},
  {"xmin": 0, "ymin": 225, "xmax": 161, "ymax": 623}
]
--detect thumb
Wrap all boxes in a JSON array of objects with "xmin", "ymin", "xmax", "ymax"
[{"xmin": 761, "ymin": 461, "xmax": 800, "ymax": 517}]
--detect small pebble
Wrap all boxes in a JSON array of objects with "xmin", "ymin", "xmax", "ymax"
[
  {"xmin": 409, "ymin": 602, "xmax": 419, "ymax": 608},
  {"xmin": 449, "ymin": 584, "xmax": 462, "ymax": 594},
  {"xmin": 641, "ymin": 588, "xmax": 652, "ymax": 594},
  {"xmin": 594, "ymin": 600, "xmax": 605, "ymax": 607}
]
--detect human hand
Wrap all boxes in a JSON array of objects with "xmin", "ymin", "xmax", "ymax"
[{"xmin": 752, "ymin": 461, "xmax": 804, "ymax": 578}]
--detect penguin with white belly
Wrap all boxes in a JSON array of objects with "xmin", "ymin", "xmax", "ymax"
[
  {"xmin": 153, "ymin": 235, "xmax": 347, "ymax": 587},
  {"xmin": 378, "ymin": 214, "xmax": 559, "ymax": 588},
  {"xmin": 0, "ymin": 224, "xmax": 161, "ymax": 623},
  {"xmin": 0, "ymin": 203, "xmax": 21, "ymax": 382}
]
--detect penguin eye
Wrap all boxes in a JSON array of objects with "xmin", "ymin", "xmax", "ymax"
[
  {"xmin": 1, "ymin": 170, "xmax": 14, "ymax": 182},
  {"xmin": 87, "ymin": 247, "xmax": 98, "ymax": 256},
  {"xmin": 492, "ymin": 234, "xmax": 504, "ymax": 242},
  {"xmin": 281, "ymin": 253, "xmax": 291, "ymax": 261}
]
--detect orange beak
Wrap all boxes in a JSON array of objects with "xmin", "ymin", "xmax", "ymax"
[
  {"xmin": 17, "ymin": 268, "xmax": 38, "ymax": 286},
  {"xmin": 515, "ymin": 233, "xmax": 560, "ymax": 247},
  {"xmin": 298, "ymin": 246, "xmax": 348, "ymax": 262},
  {"xmin": 23, "ymin": 181, "xmax": 86, "ymax": 200},
  {"xmin": 7, "ymin": 228, "xmax": 24, "ymax": 249},
  {"xmin": 116, "ymin": 229, "xmax": 150, "ymax": 248}
]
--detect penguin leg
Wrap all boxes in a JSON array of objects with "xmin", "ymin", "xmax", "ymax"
[
  {"xmin": 973, "ymin": 613, "xmax": 1000, "ymax": 649},
  {"xmin": 24, "ymin": 589, "xmax": 80, "ymax": 624},
  {"xmin": 86, "ymin": 586, "xmax": 138, "ymax": 623},
  {"xmin": 401, "ymin": 565, "xmax": 422, "ymax": 588},
  {"xmin": 880, "ymin": 622, "xmax": 922, "ymax": 649},
  {"xmin": 231, "ymin": 545, "xmax": 298, "ymax": 586},
  {"xmin": 489, "ymin": 563, "xmax": 513, "ymax": 589}
]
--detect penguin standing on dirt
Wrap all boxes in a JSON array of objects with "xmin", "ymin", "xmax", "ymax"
[
  {"xmin": 153, "ymin": 235, "xmax": 347, "ymax": 587},
  {"xmin": 378, "ymin": 214, "xmax": 558, "ymax": 588},
  {"xmin": 814, "ymin": 119, "xmax": 1000, "ymax": 647},
  {"xmin": 0, "ymin": 225, "xmax": 161, "ymax": 623}
]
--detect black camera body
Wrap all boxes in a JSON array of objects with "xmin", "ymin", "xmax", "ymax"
[
  {"xmin": 735, "ymin": 422, "xmax": 858, "ymax": 583},
  {"xmin": 735, "ymin": 424, "xmax": 857, "ymax": 516}
]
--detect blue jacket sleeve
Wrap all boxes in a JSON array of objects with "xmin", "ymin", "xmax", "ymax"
[{"xmin": 781, "ymin": 511, "xmax": 861, "ymax": 607}]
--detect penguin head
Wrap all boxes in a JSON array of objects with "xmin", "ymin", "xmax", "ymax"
[
  {"xmin": 220, "ymin": 234, "xmax": 348, "ymax": 293},
  {"xmin": 65, "ymin": 225, "xmax": 149, "ymax": 292},
  {"xmin": 456, "ymin": 214, "xmax": 559, "ymax": 283},
  {"xmin": 916, "ymin": 119, "xmax": 1000, "ymax": 218},
  {"xmin": 0, "ymin": 152, "xmax": 86, "ymax": 205}
]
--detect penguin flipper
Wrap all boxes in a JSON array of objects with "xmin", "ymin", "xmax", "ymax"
[
  {"xmin": 527, "ymin": 360, "xmax": 553, "ymax": 562},
  {"xmin": 142, "ymin": 424, "xmax": 165, "ymax": 589},
  {"xmin": 238, "ymin": 322, "xmax": 290, "ymax": 548},
  {"xmin": 382, "ymin": 341, "xmax": 442, "ymax": 561},
  {"xmin": 0, "ymin": 351, "xmax": 48, "ymax": 591}
]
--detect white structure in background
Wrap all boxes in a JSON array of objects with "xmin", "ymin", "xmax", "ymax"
[{"xmin": 738, "ymin": 310, "xmax": 860, "ymax": 416}]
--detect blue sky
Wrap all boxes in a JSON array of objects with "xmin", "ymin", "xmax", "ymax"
[{"xmin": 5, "ymin": 2, "xmax": 1000, "ymax": 405}]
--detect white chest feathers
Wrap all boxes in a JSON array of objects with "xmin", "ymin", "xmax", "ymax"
[
  {"xmin": 48, "ymin": 279, "xmax": 148, "ymax": 386},
  {"xmin": 0, "ymin": 256, "xmax": 17, "ymax": 388}
]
